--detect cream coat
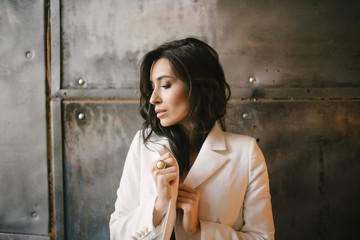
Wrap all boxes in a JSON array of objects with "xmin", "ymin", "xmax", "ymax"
[{"xmin": 110, "ymin": 124, "xmax": 275, "ymax": 240}]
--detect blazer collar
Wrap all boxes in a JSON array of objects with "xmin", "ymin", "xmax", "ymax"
[
  {"xmin": 184, "ymin": 123, "xmax": 228, "ymax": 188},
  {"xmin": 146, "ymin": 123, "xmax": 229, "ymax": 188}
]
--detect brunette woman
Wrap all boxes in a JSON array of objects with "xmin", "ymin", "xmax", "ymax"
[{"xmin": 110, "ymin": 38, "xmax": 275, "ymax": 240}]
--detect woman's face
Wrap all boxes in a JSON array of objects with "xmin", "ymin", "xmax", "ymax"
[{"xmin": 149, "ymin": 58, "xmax": 190, "ymax": 128}]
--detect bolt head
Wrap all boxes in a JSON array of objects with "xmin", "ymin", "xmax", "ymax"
[
  {"xmin": 78, "ymin": 78, "xmax": 85, "ymax": 86},
  {"xmin": 249, "ymin": 77, "xmax": 256, "ymax": 84},
  {"xmin": 242, "ymin": 113, "xmax": 251, "ymax": 120},
  {"xmin": 78, "ymin": 112, "xmax": 85, "ymax": 120},
  {"xmin": 26, "ymin": 51, "xmax": 34, "ymax": 59},
  {"xmin": 31, "ymin": 211, "xmax": 38, "ymax": 218}
]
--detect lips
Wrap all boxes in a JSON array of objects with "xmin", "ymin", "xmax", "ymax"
[{"xmin": 155, "ymin": 109, "xmax": 167, "ymax": 118}]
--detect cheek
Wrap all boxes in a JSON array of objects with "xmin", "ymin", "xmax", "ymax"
[{"xmin": 175, "ymin": 96, "xmax": 190, "ymax": 117}]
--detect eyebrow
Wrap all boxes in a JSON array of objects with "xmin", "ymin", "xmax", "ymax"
[{"xmin": 150, "ymin": 75, "xmax": 174, "ymax": 82}]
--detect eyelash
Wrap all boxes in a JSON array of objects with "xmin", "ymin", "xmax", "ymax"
[
  {"xmin": 150, "ymin": 82, "xmax": 171, "ymax": 90},
  {"xmin": 161, "ymin": 84, "xmax": 171, "ymax": 89}
]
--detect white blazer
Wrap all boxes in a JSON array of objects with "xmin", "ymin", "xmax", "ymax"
[{"xmin": 110, "ymin": 123, "xmax": 275, "ymax": 240}]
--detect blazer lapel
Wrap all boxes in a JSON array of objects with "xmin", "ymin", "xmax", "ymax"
[
  {"xmin": 146, "ymin": 135, "xmax": 172, "ymax": 157},
  {"xmin": 146, "ymin": 124, "xmax": 229, "ymax": 189},
  {"xmin": 184, "ymin": 123, "xmax": 229, "ymax": 189},
  {"xmin": 146, "ymin": 134, "xmax": 178, "ymax": 240}
]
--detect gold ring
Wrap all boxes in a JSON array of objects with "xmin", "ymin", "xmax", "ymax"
[{"xmin": 156, "ymin": 160, "xmax": 166, "ymax": 170}]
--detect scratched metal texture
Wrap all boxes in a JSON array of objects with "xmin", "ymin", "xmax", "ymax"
[
  {"xmin": 62, "ymin": 100, "xmax": 360, "ymax": 240},
  {"xmin": 226, "ymin": 100, "xmax": 360, "ymax": 240},
  {"xmin": 56, "ymin": 0, "xmax": 360, "ymax": 239},
  {"xmin": 62, "ymin": 101, "xmax": 143, "ymax": 240},
  {"xmin": 60, "ymin": 0, "xmax": 360, "ymax": 90},
  {"xmin": 0, "ymin": 0, "xmax": 49, "ymax": 237}
]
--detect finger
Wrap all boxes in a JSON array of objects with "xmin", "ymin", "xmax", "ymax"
[
  {"xmin": 162, "ymin": 157, "xmax": 177, "ymax": 167},
  {"xmin": 151, "ymin": 161, "xmax": 177, "ymax": 176},
  {"xmin": 158, "ymin": 152, "xmax": 176, "ymax": 163},
  {"xmin": 176, "ymin": 196, "xmax": 196, "ymax": 203},
  {"xmin": 178, "ymin": 183, "xmax": 196, "ymax": 192},
  {"xmin": 153, "ymin": 170, "xmax": 178, "ymax": 183},
  {"xmin": 178, "ymin": 184, "xmax": 199, "ymax": 196},
  {"xmin": 152, "ymin": 164, "xmax": 177, "ymax": 174},
  {"xmin": 176, "ymin": 201, "xmax": 193, "ymax": 213},
  {"xmin": 178, "ymin": 190, "xmax": 198, "ymax": 200},
  {"xmin": 152, "ymin": 157, "xmax": 177, "ymax": 170}
]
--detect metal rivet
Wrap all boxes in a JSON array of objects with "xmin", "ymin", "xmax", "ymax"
[
  {"xmin": 31, "ymin": 211, "xmax": 38, "ymax": 218},
  {"xmin": 26, "ymin": 51, "xmax": 34, "ymax": 59},
  {"xmin": 242, "ymin": 113, "xmax": 251, "ymax": 120},
  {"xmin": 78, "ymin": 112, "xmax": 85, "ymax": 120},
  {"xmin": 249, "ymin": 77, "xmax": 256, "ymax": 84},
  {"xmin": 78, "ymin": 78, "xmax": 85, "ymax": 86}
]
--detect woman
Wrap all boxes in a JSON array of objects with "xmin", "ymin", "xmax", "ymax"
[{"xmin": 110, "ymin": 38, "xmax": 275, "ymax": 240}]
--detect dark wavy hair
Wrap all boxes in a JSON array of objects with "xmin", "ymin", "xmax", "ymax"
[{"xmin": 139, "ymin": 38, "xmax": 231, "ymax": 176}]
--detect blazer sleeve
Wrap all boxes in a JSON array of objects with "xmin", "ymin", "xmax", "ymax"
[
  {"xmin": 109, "ymin": 131, "xmax": 166, "ymax": 240},
  {"xmin": 200, "ymin": 138, "xmax": 275, "ymax": 240}
]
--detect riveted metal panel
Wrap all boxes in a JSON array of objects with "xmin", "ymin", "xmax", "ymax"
[
  {"xmin": 217, "ymin": 0, "xmax": 360, "ymax": 89},
  {"xmin": 0, "ymin": 233, "xmax": 50, "ymax": 240},
  {"xmin": 55, "ymin": 1, "xmax": 360, "ymax": 240},
  {"xmin": 63, "ymin": 101, "xmax": 143, "ymax": 240},
  {"xmin": 62, "ymin": 100, "xmax": 360, "ymax": 240},
  {"xmin": 226, "ymin": 100, "xmax": 360, "ymax": 240},
  {"xmin": 0, "ymin": 0, "xmax": 49, "ymax": 236},
  {"xmin": 60, "ymin": 0, "xmax": 220, "ymax": 90},
  {"xmin": 60, "ymin": 0, "xmax": 360, "ymax": 92},
  {"xmin": 51, "ymin": 99, "xmax": 65, "ymax": 240}
]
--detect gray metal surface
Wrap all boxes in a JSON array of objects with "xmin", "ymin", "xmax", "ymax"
[
  {"xmin": 0, "ymin": 0, "xmax": 49, "ymax": 236},
  {"xmin": 61, "ymin": 100, "xmax": 360, "ymax": 240},
  {"xmin": 0, "ymin": 233, "xmax": 50, "ymax": 240},
  {"xmin": 226, "ymin": 100, "xmax": 360, "ymax": 240},
  {"xmin": 51, "ymin": 99, "xmax": 65, "ymax": 240},
  {"xmin": 60, "ymin": 0, "xmax": 360, "ymax": 91},
  {"xmin": 49, "ymin": 0, "xmax": 360, "ymax": 239},
  {"xmin": 50, "ymin": 0, "xmax": 61, "ymax": 95},
  {"xmin": 62, "ymin": 101, "xmax": 143, "ymax": 240},
  {"xmin": 1, "ymin": 0, "xmax": 359, "ymax": 239},
  {"xmin": 52, "ymin": 87, "xmax": 360, "ymax": 100}
]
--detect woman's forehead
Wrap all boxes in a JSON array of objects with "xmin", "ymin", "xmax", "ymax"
[{"xmin": 150, "ymin": 58, "xmax": 175, "ymax": 81}]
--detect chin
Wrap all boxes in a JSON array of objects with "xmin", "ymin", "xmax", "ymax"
[{"xmin": 159, "ymin": 120, "xmax": 174, "ymax": 127}]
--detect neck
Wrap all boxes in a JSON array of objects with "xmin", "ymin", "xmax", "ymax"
[{"xmin": 179, "ymin": 122, "xmax": 191, "ymax": 139}]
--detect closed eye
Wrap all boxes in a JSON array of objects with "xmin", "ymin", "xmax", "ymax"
[{"xmin": 161, "ymin": 84, "xmax": 171, "ymax": 89}]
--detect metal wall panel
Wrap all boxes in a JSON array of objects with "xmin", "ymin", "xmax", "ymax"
[
  {"xmin": 62, "ymin": 101, "xmax": 143, "ymax": 240},
  {"xmin": 226, "ymin": 100, "xmax": 360, "ymax": 240},
  {"xmin": 60, "ymin": 0, "xmax": 360, "ymax": 91},
  {"xmin": 0, "ymin": 0, "xmax": 49, "ymax": 237},
  {"xmin": 0, "ymin": 233, "xmax": 50, "ymax": 240},
  {"xmin": 54, "ymin": 0, "xmax": 360, "ymax": 239},
  {"xmin": 62, "ymin": 100, "xmax": 360, "ymax": 240}
]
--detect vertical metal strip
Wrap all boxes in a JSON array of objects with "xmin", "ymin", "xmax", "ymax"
[
  {"xmin": 46, "ymin": 1, "xmax": 54, "ymax": 238},
  {"xmin": 49, "ymin": 1, "xmax": 64, "ymax": 238},
  {"xmin": 50, "ymin": 0, "xmax": 61, "ymax": 95},
  {"xmin": 51, "ymin": 99, "xmax": 65, "ymax": 240}
]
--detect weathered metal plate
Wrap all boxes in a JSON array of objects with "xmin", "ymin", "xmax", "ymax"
[
  {"xmin": 0, "ymin": 233, "xmax": 50, "ymax": 240},
  {"xmin": 0, "ymin": 0, "xmax": 49, "ymax": 236},
  {"xmin": 63, "ymin": 100, "xmax": 360, "ymax": 240},
  {"xmin": 63, "ymin": 101, "xmax": 143, "ymax": 240},
  {"xmin": 60, "ymin": 0, "xmax": 360, "ymax": 90},
  {"xmin": 226, "ymin": 100, "xmax": 360, "ymax": 240}
]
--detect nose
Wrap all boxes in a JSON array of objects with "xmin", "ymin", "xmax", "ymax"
[{"xmin": 149, "ymin": 88, "xmax": 161, "ymax": 105}]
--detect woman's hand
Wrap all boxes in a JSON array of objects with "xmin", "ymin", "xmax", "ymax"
[
  {"xmin": 177, "ymin": 183, "xmax": 201, "ymax": 237},
  {"xmin": 151, "ymin": 152, "xmax": 178, "ymax": 227}
]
